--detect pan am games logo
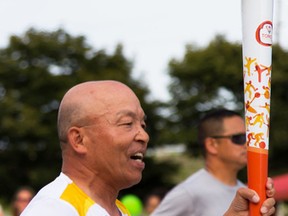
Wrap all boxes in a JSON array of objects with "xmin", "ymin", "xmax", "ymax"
[{"xmin": 255, "ymin": 20, "xmax": 273, "ymax": 46}]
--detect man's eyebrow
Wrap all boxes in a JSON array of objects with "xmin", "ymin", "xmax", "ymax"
[{"xmin": 115, "ymin": 110, "xmax": 147, "ymax": 120}]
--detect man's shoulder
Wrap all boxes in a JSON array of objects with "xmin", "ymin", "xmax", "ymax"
[
  {"xmin": 182, "ymin": 169, "xmax": 211, "ymax": 185},
  {"xmin": 34, "ymin": 173, "xmax": 71, "ymax": 197},
  {"xmin": 21, "ymin": 173, "xmax": 77, "ymax": 216},
  {"xmin": 165, "ymin": 168, "xmax": 222, "ymax": 199},
  {"xmin": 20, "ymin": 195, "xmax": 78, "ymax": 216},
  {"xmin": 159, "ymin": 169, "xmax": 208, "ymax": 198}
]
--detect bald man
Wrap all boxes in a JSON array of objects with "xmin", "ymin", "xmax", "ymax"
[{"xmin": 20, "ymin": 81, "xmax": 275, "ymax": 216}]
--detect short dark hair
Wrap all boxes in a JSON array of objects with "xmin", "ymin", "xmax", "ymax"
[{"xmin": 197, "ymin": 109, "xmax": 243, "ymax": 156}]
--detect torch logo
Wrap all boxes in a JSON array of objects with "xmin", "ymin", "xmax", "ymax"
[{"xmin": 255, "ymin": 20, "xmax": 273, "ymax": 46}]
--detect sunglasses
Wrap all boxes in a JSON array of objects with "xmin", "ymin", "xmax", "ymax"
[{"xmin": 210, "ymin": 133, "xmax": 246, "ymax": 145}]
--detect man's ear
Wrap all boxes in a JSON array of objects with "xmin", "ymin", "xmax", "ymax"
[
  {"xmin": 204, "ymin": 137, "xmax": 219, "ymax": 155},
  {"xmin": 66, "ymin": 127, "xmax": 87, "ymax": 154}
]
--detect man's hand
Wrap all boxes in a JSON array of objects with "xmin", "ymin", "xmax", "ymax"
[{"xmin": 224, "ymin": 178, "xmax": 275, "ymax": 216}]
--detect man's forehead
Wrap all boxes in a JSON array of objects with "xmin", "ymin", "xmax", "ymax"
[{"xmin": 75, "ymin": 82, "xmax": 144, "ymax": 120}]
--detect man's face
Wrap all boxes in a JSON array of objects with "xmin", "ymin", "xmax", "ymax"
[
  {"xmin": 215, "ymin": 116, "xmax": 247, "ymax": 170},
  {"xmin": 13, "ymin": 190, "xmax": 33, "ymax": 214},
  {"xmin": 82, "ymin": 92, "xmax": 149, "ymax": 189}
]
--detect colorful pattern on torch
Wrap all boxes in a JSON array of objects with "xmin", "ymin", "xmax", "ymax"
[{"xmin": 243, "ymin": 20, "xmax": 273, "ymax": 152}]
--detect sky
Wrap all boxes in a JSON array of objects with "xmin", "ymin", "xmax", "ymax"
[{"xmin": 0, "ymin": 0, "xmax": 287, "ymax": 101}]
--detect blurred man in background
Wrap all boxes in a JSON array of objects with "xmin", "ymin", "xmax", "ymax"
[
  {"xmin": 11, "ymin": 186, "xmax": 35, "ymax": 216},
  {"xmin": 152, "ymin": 109, "xmax": 249, "ymax": 215}
]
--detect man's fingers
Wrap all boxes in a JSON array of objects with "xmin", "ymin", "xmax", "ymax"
[
  {"xmin": 262, "ymin": 206, "xmax": 276, "ymax": 216},
  {"xmin": 266, "ymin": 177, "xmax": 275, "ymax": 197},
  {"xmin": 237, "ymin": 188, "xmax": 260, "ymax": 203},
  {"xmin": 266, "ymin": 177, "xmax": 273, "ymax": 190},
  {"xmin": 261, "ymin": 197, "xmax": 276, "ymax": 215}
]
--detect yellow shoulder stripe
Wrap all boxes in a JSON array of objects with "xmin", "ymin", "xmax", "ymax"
[
  {"xmin": 60, "ymin": 183, "xmax": 94, "ymax": 216},
  {"xmin": 60, "ymin": 183, "xmax": 131, "ymax": 216},
  {"xmin": 116, "ymin": 199, "xmax": 131, "ymax": 216}
]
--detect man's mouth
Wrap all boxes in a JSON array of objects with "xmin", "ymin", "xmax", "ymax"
[{"xmin": 130, "ymin": 152, "xmax": 144, "ymax": 162}]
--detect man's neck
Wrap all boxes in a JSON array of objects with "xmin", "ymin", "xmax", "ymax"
[{"xmin": 205, "ymin": 160, "xmax": 239, "ymax": 186}]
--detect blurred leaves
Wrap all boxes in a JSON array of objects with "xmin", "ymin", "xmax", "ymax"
[
  {"xmin": 1, "ymin": 29, "xmax": 288, "ymax": 203},
  {"xmin": 164, "ymin": 35, "xmax": 288, "ymax": 172},
  {"xmin": 0, "ymin": 28, "xmax": 169, "ymax": 201}
]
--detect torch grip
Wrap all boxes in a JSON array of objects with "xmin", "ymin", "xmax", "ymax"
[{"xmin": 247, "ymin": 149, "xmax": 268, "ymax": 215}]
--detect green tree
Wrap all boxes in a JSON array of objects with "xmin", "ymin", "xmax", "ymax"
[
  {"xmin": 0, "ymin": 28, "xmax": 176, "ymax": 202},
  {"xmin": 165, "ymin": 35, "xmax": 288, "ymax": 175}
]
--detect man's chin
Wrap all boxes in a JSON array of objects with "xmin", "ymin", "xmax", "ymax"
[{"xmin": 123, "ymin": 175, "xmax": 142, "ymax": 189}]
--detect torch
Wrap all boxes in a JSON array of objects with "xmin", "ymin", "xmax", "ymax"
[{"xmin": 241, "ymin": 0, "xmax": 274, "ymax": 215}]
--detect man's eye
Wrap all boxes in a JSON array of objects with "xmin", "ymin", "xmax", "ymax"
[{"xmin": 121, "ymin": 122, "xmax": 133, "ymax": 126}]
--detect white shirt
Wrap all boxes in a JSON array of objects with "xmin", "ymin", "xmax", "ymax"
[{"xmin": 21, "ymin": 173, "xmax": 130, "ymax": 216}]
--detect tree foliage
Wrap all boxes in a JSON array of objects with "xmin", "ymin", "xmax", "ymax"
[
  {"xmin": 166, "ymin": 35, "xmax": 288, "ymax": 174},
  {"xmin": 1, "ymin": 29, "xmax": 287, "ymax": 203}
]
